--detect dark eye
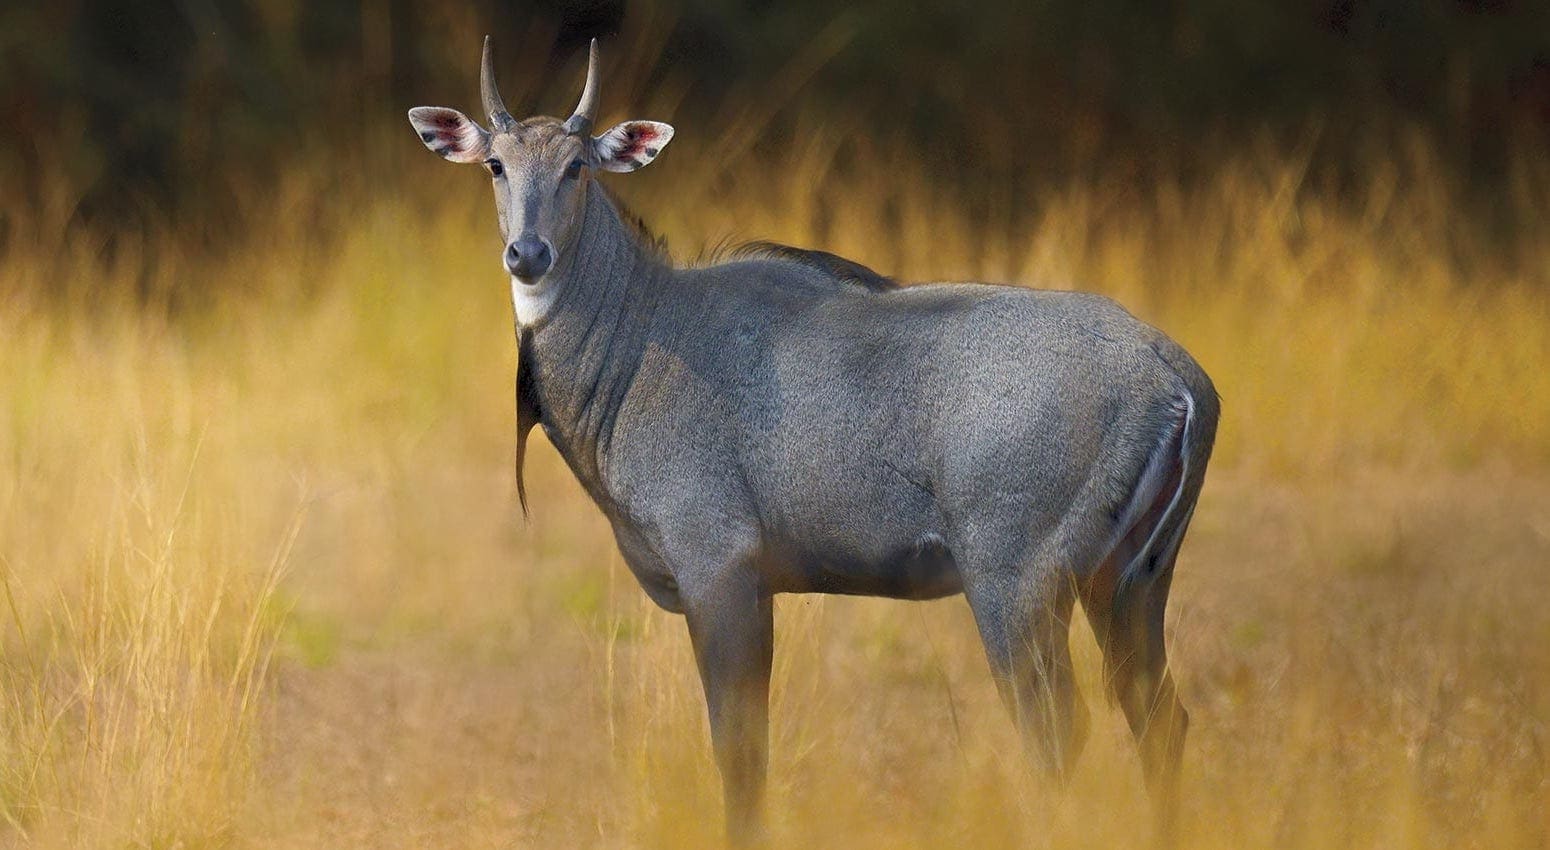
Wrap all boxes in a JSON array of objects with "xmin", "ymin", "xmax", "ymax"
[
  {"xmin": 485, "ymin": 159, "xmax": 504, "ymax": 177},
  {"xmin": 565, "ymin": 159, "xmax": 584, "ymax": 180}
]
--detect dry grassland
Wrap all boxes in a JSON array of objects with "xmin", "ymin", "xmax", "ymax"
[{"xmin": 1, "ymin": 124, "xmax": 1548, "ymax": 847}]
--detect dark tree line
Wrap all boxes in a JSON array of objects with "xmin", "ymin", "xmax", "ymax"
[{"xmin": 3, "ymin": 0, "xmax": 1548, "ymax": 237}]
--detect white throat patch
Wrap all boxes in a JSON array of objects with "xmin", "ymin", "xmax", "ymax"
[{"xmin": 510, "ymin": 273, "xmax": 560, "ymax": 327}]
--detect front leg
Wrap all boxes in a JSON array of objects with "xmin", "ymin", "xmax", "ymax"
[{"xmin": 684, "ymin": 572, "xmax": 774, "ymax": 846}]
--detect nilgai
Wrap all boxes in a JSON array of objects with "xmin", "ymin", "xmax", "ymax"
[{"xmin": 408, "ymin": 37, "xmax": 1219, "ymax": 845}]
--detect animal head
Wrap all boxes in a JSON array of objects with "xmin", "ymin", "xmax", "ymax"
[{"xmin": 408, "ymin": 38, "xmax": 673, "ymax": 291}]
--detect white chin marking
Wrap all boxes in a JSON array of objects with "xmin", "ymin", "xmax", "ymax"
[{"xmin": 511, "ymin": 275, "xmax": 559, "ymax": 327}]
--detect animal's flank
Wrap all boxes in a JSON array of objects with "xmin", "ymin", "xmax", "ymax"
[{"xmin": 731, "ymin": 241, "xmax": 900, "ymax": 292}]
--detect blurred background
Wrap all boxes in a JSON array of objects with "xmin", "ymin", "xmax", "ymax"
[
  {"xmin": 1, "ymin": 2, "xmax": 1548, "ymax": 849},
  {"xmin": 7, "ymin": 0, "xmax": 1550, "ymax": 287}
]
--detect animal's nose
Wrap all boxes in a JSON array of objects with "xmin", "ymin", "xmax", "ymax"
[{"xmin": 505, "ymin": 235, "xmax": 552, "ymax": 280}]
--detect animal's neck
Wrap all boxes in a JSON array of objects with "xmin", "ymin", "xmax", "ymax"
[{"xmin": 521, "ymin": 184, "xmax": 666, "ymax": 503}]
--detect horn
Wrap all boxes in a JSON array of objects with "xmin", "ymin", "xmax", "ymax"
[
  {"xmin": 481, "ymin": 35, "xmax": 515, "ymax": 132},
  {"xmin": 563, "ymin": 39, "xmax": 601, "ymax": 136}
]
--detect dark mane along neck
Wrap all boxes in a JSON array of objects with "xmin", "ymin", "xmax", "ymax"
[
  {"xmin": 722, "ymin": 241, "xmax": 899, "ymax": 293},
  {"xmin": 594, "ymin": 182, "xmax": 671, "ymax": 263},
  {"xmin": 591, "ymin": 185, "xmax": 902, "ymax": 295}
]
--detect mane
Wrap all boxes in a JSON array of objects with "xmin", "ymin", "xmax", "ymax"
[
  {"xmin": 594, "ymin": 183, "xmax": 670, "ymax": 260},
  {"xmin": 721, "ymin": 241, "xmax": 900, "ymax": 293},
  {"xmin": 594, "ymin": 184, "xmax": 898, "ymax": 293}
]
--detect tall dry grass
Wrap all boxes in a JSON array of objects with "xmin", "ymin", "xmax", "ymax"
[
  {"xmin": 0, "ymin": 312, "xmax": 300, "ymax": 845},
  {"xmin": 1, "ymin": 104, "xmax": 1548, "ymax": 847}
]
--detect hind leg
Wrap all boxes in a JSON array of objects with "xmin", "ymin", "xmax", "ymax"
[
  {"xmin": 964, "ymin": 564, "xmax": 1088, "ymax": 779},
  {"xmin": 1083, "ymin": 550, "xmax": 1188, "ymax": 842}
]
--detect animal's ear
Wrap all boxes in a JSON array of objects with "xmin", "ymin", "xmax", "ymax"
[
  {"xmin": 591, "ymin": 121, "xmax": 674, "ymax": 173},
  {"xmin": 408, "ymin": 106, "xmax": 492, "ymax": 163}
]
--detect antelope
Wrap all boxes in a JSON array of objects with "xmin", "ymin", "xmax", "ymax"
[{"xmin": 408, "ymin": 37, "xmax": 1219, "ymax": 845}]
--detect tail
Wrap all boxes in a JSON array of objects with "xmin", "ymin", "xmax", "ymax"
[{"xmin": 1106, "ymin": 384, "xmax": 1217, "ymax": 680}]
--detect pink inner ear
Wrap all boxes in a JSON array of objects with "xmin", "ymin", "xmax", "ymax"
[
  {"xmin": 613, "ymin": 125, "xmax": 659, "ymax": 160},
  {"xmin": 427, "ymin": 116, "xmax": 477, "ymax": 154},
  {"xmin": 434, "ymin": 115, "xmax": 462, "ymax": 143}
]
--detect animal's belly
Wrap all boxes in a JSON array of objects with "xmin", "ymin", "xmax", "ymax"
[{"xmin": 764, "ymin": 532, "xmax": 963, "ymax": 600}]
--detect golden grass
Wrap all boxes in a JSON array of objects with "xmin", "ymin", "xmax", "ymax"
[
  {"xmin": 0, "ymin": 315, "xmax": 299, "ymax": 845},
  {"xmin": 1, "ymin": 124, "xmax": 1548, "ymax": 848}
]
